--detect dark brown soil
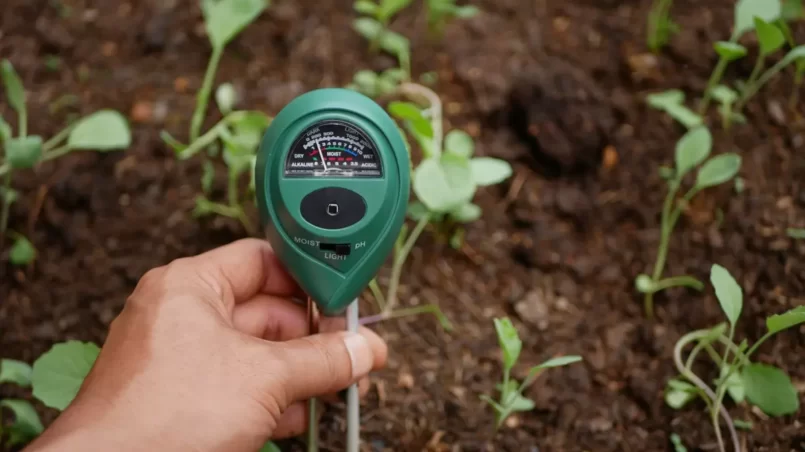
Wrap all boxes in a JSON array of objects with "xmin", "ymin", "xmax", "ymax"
[{"xmin": 2, "ymin": 0, "xmax": 805, "ymax": 451}]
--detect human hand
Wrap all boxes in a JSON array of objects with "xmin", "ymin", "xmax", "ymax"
[{"xmin": 26, "ymin": 239, "xmax": 387, "ymax": 452}]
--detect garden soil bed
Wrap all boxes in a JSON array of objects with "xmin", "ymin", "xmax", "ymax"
[{"xmin": 2, "ymin": 0, "xmax": 805, "ymax": 451}]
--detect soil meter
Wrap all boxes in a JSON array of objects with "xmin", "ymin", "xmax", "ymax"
[
  {"xmin": 255, "ymin": 88, "xmax": 410, "ymax": 316},
  {"xmin": 255, "ymin": 88, "xmax": 410, "ymax": 452}
]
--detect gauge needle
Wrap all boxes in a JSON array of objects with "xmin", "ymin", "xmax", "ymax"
[{"xmin": 315, "ymin": 139, "xmax": 328, "ymax": 170}]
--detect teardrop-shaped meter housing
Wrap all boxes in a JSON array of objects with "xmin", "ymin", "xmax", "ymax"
[{"xmin": 255, "ymin": 88, "xmax": 411, "ymax": 316}]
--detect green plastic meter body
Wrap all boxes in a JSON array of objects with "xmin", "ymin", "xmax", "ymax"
[{"xmin": 255, "ymin": 88, "xmax": 410, "ymax": 316}]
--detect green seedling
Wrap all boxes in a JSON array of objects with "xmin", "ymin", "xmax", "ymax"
[
  {"xmin": 162, "ymin": 87, "xmax": 271, "ymax": 236},
  {"xmin": 425, "ymin": 0, "xmax": 479, "ymax": 38},
  {"xmin": 346, "ymin": 68, "xmax": 407, "ymax": 98},
  {"xmin": 637, "ymin": 127, "xmax": 741, "ymax": 318},
  {"xmin": 0, "ymin": 359, "xmax": 43, "ymax": 447},
  {"xmin": 646, "ymin": 90, "xmax": 704, "ymax": 129},
  {"xmin": 666, "ymin": 264, "xmax": 804, "ymax": 452},
  {"xmin": 647, "ymin": 0, "xmax": 678, "ymax": 52},
  {"xmin": 670, "ymin": 433, "xmax": 688, "ymax": 452},
  {"xmin": 481, "ymin": 317, "xmax": 582, "ymax": 429},
  {"xmin": 736, "ymin": 45, "xmax": 805, "ymax": 110},
  {"xmin": 353, "ymin": 0, "xmax": 412, "ymax": 53},
  {"xmin": 368, "ymin": 83, "xmax": 511, "ymax": 320},
  {"xmin": 0, "ymin": 59, "xmax": 131, "ymax": 264},
  {"xmin": 352, "ymin": 17, "xmax": 411, "ymax": 79},
  {"xmin": 710, "ymin": 85, "xmax": 746, "ymax": 130}
]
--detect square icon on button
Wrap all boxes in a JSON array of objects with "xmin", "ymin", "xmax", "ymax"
[{"xmin": 327, "ymin": 203, "xmax": 339, "ymax": 216}]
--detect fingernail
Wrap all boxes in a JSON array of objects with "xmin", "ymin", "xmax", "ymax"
[{"xmin": 343, "ymin": 332, "xmax": 373, "ymax": 378}]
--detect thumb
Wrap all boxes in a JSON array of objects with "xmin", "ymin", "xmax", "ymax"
[{"xmin": 274, "ymin": 331, "xmax": 377, "ymax": 403}]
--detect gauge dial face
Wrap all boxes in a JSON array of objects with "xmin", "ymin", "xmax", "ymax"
[{"xmin": 284, "ymin": 120, "xmax": 383, "ymax": 178}]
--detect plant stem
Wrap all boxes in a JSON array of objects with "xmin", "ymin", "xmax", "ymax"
[
  {"xmin": 645, "ymin": 181, "xmax": 680, "ymax": 318},
  {"xmin": 0, "ymin": 170, "xmax": 12, "ymax": 248},
  {"xmin": 43, "ymin": 123, "xmax": 77, "ymax": 151},
  {"xmin": 399, "ymin": 83, "xmax": 443, "ymax": 156},
  {"xmin": 652, "ymin": 275, "xmax": 705, "ymax": 292},
  {"xmin": 674, "ymin": 330, "xmax": 741, "ymax": 452},
  {"xmin": 190, "ymin": 45, "xmax": 224, "ymax": 143},
  {"xmin": 0, "ymin": 162, "xmax": 7, "ymax": 178},
  {"xmin": 359, "ymin": 304, "xmax": 452, "ymax": 331},
  {"xmin": 737, "ymin": 54, "xmax": 799, "ymax": 111},
  {"xmin": 369, "ymin": 278, "xmax": 386, "ymax": 310},
  {"xmin": 647, "ymin": 0, "xmax": 674, "ymax": 51},
  {"xmin": 743, "ymin": 56, "xmax": 766, "ymax": 101},
  {"xmin": 383, "ymin": 213, "xmax": 430, "ymax": 315},
  {"xmin": 307, "ymin": 397, "xmax": 318, "ymax": 452},
  {"xmin": 790, "ymin": 67, "xmax": 803, "ymax": 109},
  {"xmin": 699, "ymin": 56, "xmax": 729, "ymax": 114},
  {"xmin": 41, "ymin": 145, "xmax": 72, "ymax": 162}
]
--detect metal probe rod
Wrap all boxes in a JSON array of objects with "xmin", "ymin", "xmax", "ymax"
[{"xmin": 345, "ymin": 299, "xmax": 360, "ymax": 452}]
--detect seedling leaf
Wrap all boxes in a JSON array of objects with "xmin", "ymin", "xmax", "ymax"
[
  {"xmin": 766, "ymin": 306, "xmax": 805, "ymax": 333},
  {"xmin": 646, "ymin": 90, "xmax": 704, "ymax": 128},
  {"xmin": 6, "ymin": 136, "xmax": 43, "ymax": 169},
  {"xmin": 742, "ymin": 363, "xmax": 799, "ymax": 416},
  {"xmin": 380, "ymin": 0, "xmax": 413, "ymax": 19},
  {"xmin": 354, "ymin": 0, "xmax": 378, "ymax": 15},
  {"xmin": 413, "ymin": 159, "xmax": 456, "ymax": 212},
  {"xmin": 469, "ymin": 157, "xmax": 512, "ymax": 186},
  {"xmin": 0, "ymin": 399, "xmax": 44, "ymax": 446},
  {"xmin": 787, "ymin": 228, "xmax": 805, "ymax": 238},
  {"xmin": 721, "ymin": 366, "xmax": 746, "ymax": 403},
  {"xmin": 711, "ymin": 85, "xmax": 739, "ymax": 104},
  {"xmin": 1, "ymin": 59, "xmax": 26, "ymax": 114},
  {"xmin": 450, "ymin": 202, "xmax": 482, "ymax": 223},
  {"xmin": 202, "ymin": 0, "xmax": 269, "ymax": 49},
  {"xmin": 68, "ymin": 110, "xmax": 132, "ymax": 151},
  {"xmin": 352, "ymin": 18, "xmax": 410, "ymax": 57},
  {"xmin": 675, "ymin": 127, "xmax": 711, "ymax": 179},
  {"xmin": 445, "ymin": 130, "xmax": 474, "ymax": 159},
  {"xmin": 670, "ymin": 433, "xmax": 688, "ymax": 452},
  {"xmin": 493, "ymin": 317, "xmax": 522, "ymax": 372},
  {"xmin": 782, "ymin": 0, "xmax": 804, "ymax": 20},
  {"xmin": 442, "ymin": 159, "xmax": 476, "ymax": 207},
  {"xmin": 714, "ymin": 41, "xmax": 749, "ymax": 61},
  {"xmin": 733, "ymin": 0, "xmax": 782, "ymax": 40},
  {"xmin": 710, "ymin": 264, "xmax": 743, "ymax": 326},
  {"xmin": 0, "ymin": 117, "xmax": 11, "ymax": 141},
  {"xmin": 754, "ymin": 17, "xmax": 785, "ymax": 55},
  {"xmin": 389, "ymin": 101, "xmax": 433, "ymax": 138},
  {"xmin": 455, "ymin": 5, "xmax": 481, "ymax": 17},
  {"xmin": 216, "ymin": 83, "xmax": 238, "ymax": 114},
  {"xmin": 530, "ymin": 355, "xmax": 583, "ymax": 374},
  {"xmin": 635, "ymin": 274, "xmax": 655, "ymax": 293},
  {"xmin": 734, "ymin": 419, "xmax": 754, "ymax": 430},
  {"xmin": 9, "ymin": 235, "xmax": 36, "ymax": 266},
  {"xmin": 0, "ymin": 359, "xmax": 32, "ymax": 387},
  {"xmin": 695, "ymin": 154, "xmax": 741, "ymax": 190},
  {"xmin": 32, "ymin": 340, "xmax": 100, "ymax": 410},
  {"xmin": 665, "ymin": 379, "xmax": 697, "ymax": 409}
]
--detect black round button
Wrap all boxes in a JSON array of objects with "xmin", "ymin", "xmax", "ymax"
[{"xmin": 300, "ymin": 187, "xmax": 367, "ymax": 230}]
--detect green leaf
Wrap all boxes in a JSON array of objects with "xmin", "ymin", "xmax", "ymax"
[
  {"xmin": 353, "ymin": 0, "xmax": 378, "ymax": 15},
  {"xmin": 646, "ymin": 90, "xmax": 704, "ymax": 128},
  {"xmin": 442, "ymin": 159, "xmax": 477, "ymax": 206},
  {"xmin": 695, "ymin": 154, "xmax": 741, "ymax": 190},
  {"xmin": 455, "ymin": 5, "xmax": 480, "ymax": 17},
  {"xmin": 710, "ymin": 264, "xmax": 743, "ymax": 326},
  {"xmin": 670, "ymin": 433, "xmax": 688, "ymax": 452},
  {"xmin": 352, "ymin": 18, "xmax": 410, "ymax": 57},
  {"xmin": 507, "ymin": 392, "xmax": 536, "ymax": 412},
  {"xmin": 0, "ymin": 116, "xmax": 11, "ymax": 141},
  {"xmin": 733, "ymin": 419, "xmax": 754, "ymax": 430},
  {"xmin": 782, "ymin": 0, "xmax": 804, "ymax": 20},
  {"xmin": 406, "ymin": 201, "xmax": 433, "ymax": 222},
  {"xmin": 216, "ymin": 83, "xmax": 238, "ymax": 114},
  {"xmin": 445, "ymin": 130, "xmax": 474, "ymax": 159},
  {"xmin": 67, "ymin": 110, "xmax": 132, "ymax": 151},
  {"xmin": 766, "ymin": 306, "xmax": 805, "ymax": 333},
  {"xmin": 742, "ymin": 363, "xmax": 799, "ymax": 416},
  {"xmin": 202, "ymin": 0, "xmax": 269, "ymax": 49},
  {"xmin": 721, "ymin": 366, "xmax": 746, "ymax": 403},
  {"xmin": 1, "ymin": 186, "xmax": 19, "ymax": 205},
  {"xmin": 1, "ymin": 59, "xmax": 26, "ymax": 114},
  {"xmin": 32, "ymin": 340, "xmax": 100, "ymax": 410},
  {"xmin": 733, "ymin": 0, "xmax": 782, "ymax": 40},
  {"xmin": 388, "ymin": 101, "xmax": 433, "ymax": 138},
  {"xmin": 665, "ymin": 379, "xmax": 698, "ymax": 409},
  {"xmin": 449, "ymin": 202, "xmax": 481, "ymax": 223},
  {"xmin": 674, "ymin": 127, "xmax": 712, "ymax": 179},
  {"xmin": 469, "ymin": 157, "xmax": 512, "ymax": 186},
  {"xmin": 492, "ymin": 317, "xmax": 522, "ymax": 371},
  {"xmin": 530, "ymin": 355, "xmax": 583, "ymax": 373},
  {"xmin": 259, "ymin": 442, "xmax": 282, "ymax": 452},
  {"xmin": 715, "ymin": 41, "xmax": 749, "ymax": 61},
  {"xmin": 711, "ymin": 85, "xmax": 739, "ymax": 105},
  {"xmin": 787, "ymin": 228, "xmax": 805, "ymax": 239},
  {"xmin": 0, "ymin": 399, "xmax": 44, "ymax": 446},
  {"xmin": 0, "ymin": 359, "xmax": 32, "ymax": 387},
  {"xmin": 10, "ymin": 236, "xmax": 36, "ymax": 266},
  {"xmin": 413, "ymin": 159, "xmax": 455, "ymax": 212},
  {"xmin": 5, "ymin": 136, "xmax": 43, "ymax": 169},
  {"xmin": 379, "ymin": 0, "xmax": 413, "ymax": 19},
  {"xmin": 754, "ymin": 17, "xmax": 786, "ymax": 55}
]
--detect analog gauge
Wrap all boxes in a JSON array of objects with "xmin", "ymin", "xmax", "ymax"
[{"xmin": 284, "ymin": 120, "xmax": 383, "ymax": 178}]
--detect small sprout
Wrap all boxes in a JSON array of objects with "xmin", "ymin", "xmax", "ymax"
[
  {"xmin": 44, "ymin": 55, "xmax": 62, "ymax": 72},
  {"xmin": 216, "ymin": 82, "xmax": 238, "ymax": 114},
  {"xmin": 699, "ymin": 43, "xmax": 747, "ymax": 114},
  {"xmin": 352, "ymin": 18, "xmax": 411, "ymax": 78},
  {"xmin": 66, "ymin": 110, "xmax": 132, "ymax": 151},
  {"xmin": 668, "ymin": 266, "xmax": 805, "ymax": 452},
  {"xmin": 0, "ymin": 359, "xmax": 33, "ymax": 387},
  {"xmin": 646, "ymin": 90, "xmax": 704, "ymax": 129},
  {"xmin": 482, "ymin": 317, "xmax": 582, "ymax": 429},
  {"xmin": 647, "ymin": 0, "xmax": 678, "ymax": 52},
  {"xmin": 732, "ymin": 0, "xmax": 782, "ymax": 40},
  {"xmin": 640, "ymin": 127, "xmax": 741, "ymax": 318},
  {"xmin": 32, "ymin": 341, "xmax": 100, "ymax": 411},
  {"xmin": 6, "ymin": 136, "xmax": 43, "ymax": 169},
  {"xmin": 786, "ymin": 228, "xmax": 805, "ymax": 238},
  {"xmin": 670, "ymin": 433, "xmax": 688, "ymax": 452},
  {"xmin": 9, "ymin": 234, "xmax": 36, "ymax": 266},
  {"xmin": 710, "ymin": 85, "xmax": 745, "ymax": 129},
  {"xmin": 425, "ymin": 0, "xmax": 480, "ymax": 38},
  {"xmin": 0, "ymin": 399, "xmax": 44, "ymax": 446},
  {"xmin": 733, "ymin": 419, "xmax": 753, "ymax": 430}
]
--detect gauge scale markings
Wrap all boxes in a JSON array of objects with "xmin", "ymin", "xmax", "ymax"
[{"xmin": 284, "ymin": 120, "xmax": 383, "ymax": 178}]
